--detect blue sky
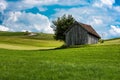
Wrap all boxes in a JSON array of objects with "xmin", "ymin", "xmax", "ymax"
[{"xmin": 0, "ymin": 0, "xmax": 120, "ymax": 39}]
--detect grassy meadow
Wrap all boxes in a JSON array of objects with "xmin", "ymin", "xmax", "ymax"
[
  {"xmin": 0, "ymin": 31, "xmax": 120, "ymax": 80},
  {"xmin": 0, "ymin": 31, "xmax": 63, "ymax": 50}
]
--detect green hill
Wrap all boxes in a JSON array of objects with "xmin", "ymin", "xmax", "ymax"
[
  {"xmin": 0, "ymin": 31, "xmax": 120, "ymax": 80},
  {"xmin": 0, "ymin": 31, "xmax": 54, "ymax": 40},
  {"xmin": 0, "ymin": 31, "xmax": 25, "ymax": 36},
  {"xmin": 0, "ymin": 31, "xmax": 63, "ymax": 50}
]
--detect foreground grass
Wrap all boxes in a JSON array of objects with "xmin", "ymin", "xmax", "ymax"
[
  {"xmin": 0, "ymin": 42, "xmax": 120, "ymax": 80},
  {"xmin": 0, "ymin": 32, "xmax": 120, "ymax": 80}
]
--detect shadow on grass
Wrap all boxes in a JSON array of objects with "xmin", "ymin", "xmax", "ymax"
[
  {"xmin": 0, "ymin": 43, "xmax": 104, "ymax": 51},
  {"xmin": 38, "ymin": 44, "xmax": 91, "ymax": 51},
  {"xmin": 37, "ymin": 46, "xmax": 67, "ymax": 51}
]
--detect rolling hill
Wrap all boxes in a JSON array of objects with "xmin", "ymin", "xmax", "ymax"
[
  {"xmin": 0, "ymin": 31, "xmax": 120, "ymax": 80},
  {"xmin": 0, "ymin": 31, "xmax": 63, "ymax": 50}
]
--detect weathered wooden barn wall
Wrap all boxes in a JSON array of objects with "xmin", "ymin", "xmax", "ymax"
[
  {"xmin": 87, "ymin": 33, "xmax": 98, "ymax": 44},
  {"xmin": 65, "ymin": 21, "xmax": 100, "ymax": 46},
  {"xmin": 65, "ymin": 24, "xmax": 88, "ymax": 46}
]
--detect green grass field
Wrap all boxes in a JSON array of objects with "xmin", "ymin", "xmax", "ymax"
[
  {"xmin": 0, "ymin": 31, "xmax": 63, "ymax": 50},
  {"xmin": 0, "ymin": 31, "xmax": 120, "ymax": 80}
]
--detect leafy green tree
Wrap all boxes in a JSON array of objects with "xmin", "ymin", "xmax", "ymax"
[{"xmin": 52, "ymin": 14, "xmax": 75, "ymax": 41}]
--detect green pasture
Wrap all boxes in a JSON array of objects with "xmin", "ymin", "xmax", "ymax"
[
  {"xmin": 0, "ymin": 31, "xmax": 120, "ymax": 80},
  {"xmin": 0, "ymin": 32, "xmax": 63, "ymax": 50}
]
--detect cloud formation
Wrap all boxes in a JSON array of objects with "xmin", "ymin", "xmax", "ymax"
[
  {"xmin": 52, "ymin": 0, "xmax": 120, "ymax": 39},
  {"xmin": 57, "ymin": 0, "xmax": 90, "ymax": 6},
  {"xmin": 0, "ymin": 0, "xmax": 7, "ymax": 12},
  {"xmin": 0, "ymin": 0, "xmax": 54, "ymax": 33},
  {"xmin": 0, "ymin": 0, "xmax": 120, "ymax": 39},
  {"xmin": 5, "ymin": 0, "xmax": 58, "ymax": 11},
  {"xmin": 109, "ymin": 25, "xmax": 120, "ymax": 36},
  {"xmin": 0, "ymin": 25, "xmax": 9, "ymax": 31},
  {"xmin": 2, "ymin": 12, "xmax": 53, "ymax": 33},
  {"xmin": 101, "ymin": 0, "xmax": 115, "ymax": 6}
]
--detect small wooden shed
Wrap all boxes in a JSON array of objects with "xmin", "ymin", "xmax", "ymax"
[{"xmin": 64, "ymin": 21, "xmax": 101, "ymax": 46}]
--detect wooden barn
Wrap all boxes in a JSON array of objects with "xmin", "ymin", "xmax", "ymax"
[{"xmin": 64, "ymin": 21, "xmax": 101, "ymax": 46}]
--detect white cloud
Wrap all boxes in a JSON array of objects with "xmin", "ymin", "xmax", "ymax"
[
  {"xmin": 92, "ymin": 2, "xmax": 103, "ymax": 8},
  {"xmin": 93, "ymin": 0, "xmax": 115, "ymax": 8},
  {"xmin": 57, "ymin": 0, "xmax": 90, "ymax": 6},
  {"xmin": 114, "ymin": 6, "xmax": 120, "ymax": 12},
  {"xmin": 52, "ymin": 7, "xmax": 114, "ymax": 27},
  {"xmin": 101, "ymin": 0, "xmax": 115, "ymax": 6},
  {"xmin": 22, "ymin": 0, "xmax": 89, "ymax": 7},
  {"xmin": 5, "ymin": 0, "xmax": 91, "ymax": 11},
  {"xmin": 2, "ymin": 12, "xmax": 53, "ymax": 33},
  {"xmin": 5, "ymin": 0, "xmax": 91, "ymax": 12},
  {"xmin": 109, "ymin": 25, "xmax": 120, "ymax": 36},
  {"xmin": 90, "ymin": 17, "xmax": 103, "ymax": 25},
  {"xmin": 0, "ymin": 0, "xmax": 7, "ymax": 12},
  {"xmin": 0, "ymin": 25, "xmax": 9, "ymax": 31},
  {"xmin": 5, "ymin": 0, "xmax": 58, "ymax": 12},
  {"xmin": 23, "ymin": 0, "xmax": 58, "ymax": 5}
]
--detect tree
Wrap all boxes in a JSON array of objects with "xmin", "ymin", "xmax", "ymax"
[{"xmin": 52, "ymin": 14, "xmax": 75, "ymax": 41}]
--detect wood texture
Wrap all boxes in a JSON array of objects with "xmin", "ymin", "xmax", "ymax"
[{"xmin": 65, "ymin": 23, "xmax": 99, "ymax": 46}]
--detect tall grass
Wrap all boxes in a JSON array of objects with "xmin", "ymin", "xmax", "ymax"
[
  {"xmin": 0, "ymin": 31, "xmax": 120, "ymax": 80},
  {"xmin": 0, "ymin": 39, "xmax": 120, "ymax": 80}
]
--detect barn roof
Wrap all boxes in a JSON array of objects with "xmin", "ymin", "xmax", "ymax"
[{"xmin": 65, "ymin": 21, "xmax": 101, "ymax": 38}]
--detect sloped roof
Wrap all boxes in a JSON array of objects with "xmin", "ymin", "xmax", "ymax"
[
  {"xmin": 78, "ymin": 22, "xmax": 101, "ymax": 38},
  {"xmin": 65, "ymin": 21, "xmax": 101, "ymax": 38}
]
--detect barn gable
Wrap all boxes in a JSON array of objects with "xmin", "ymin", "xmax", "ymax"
[
  {"xmin": 78, "ymin": 22, "xmax": 100, "ymax": 38},
  {"xmin": 65, "ymin": 21, "xmax": 101, "ymax": 46}
]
